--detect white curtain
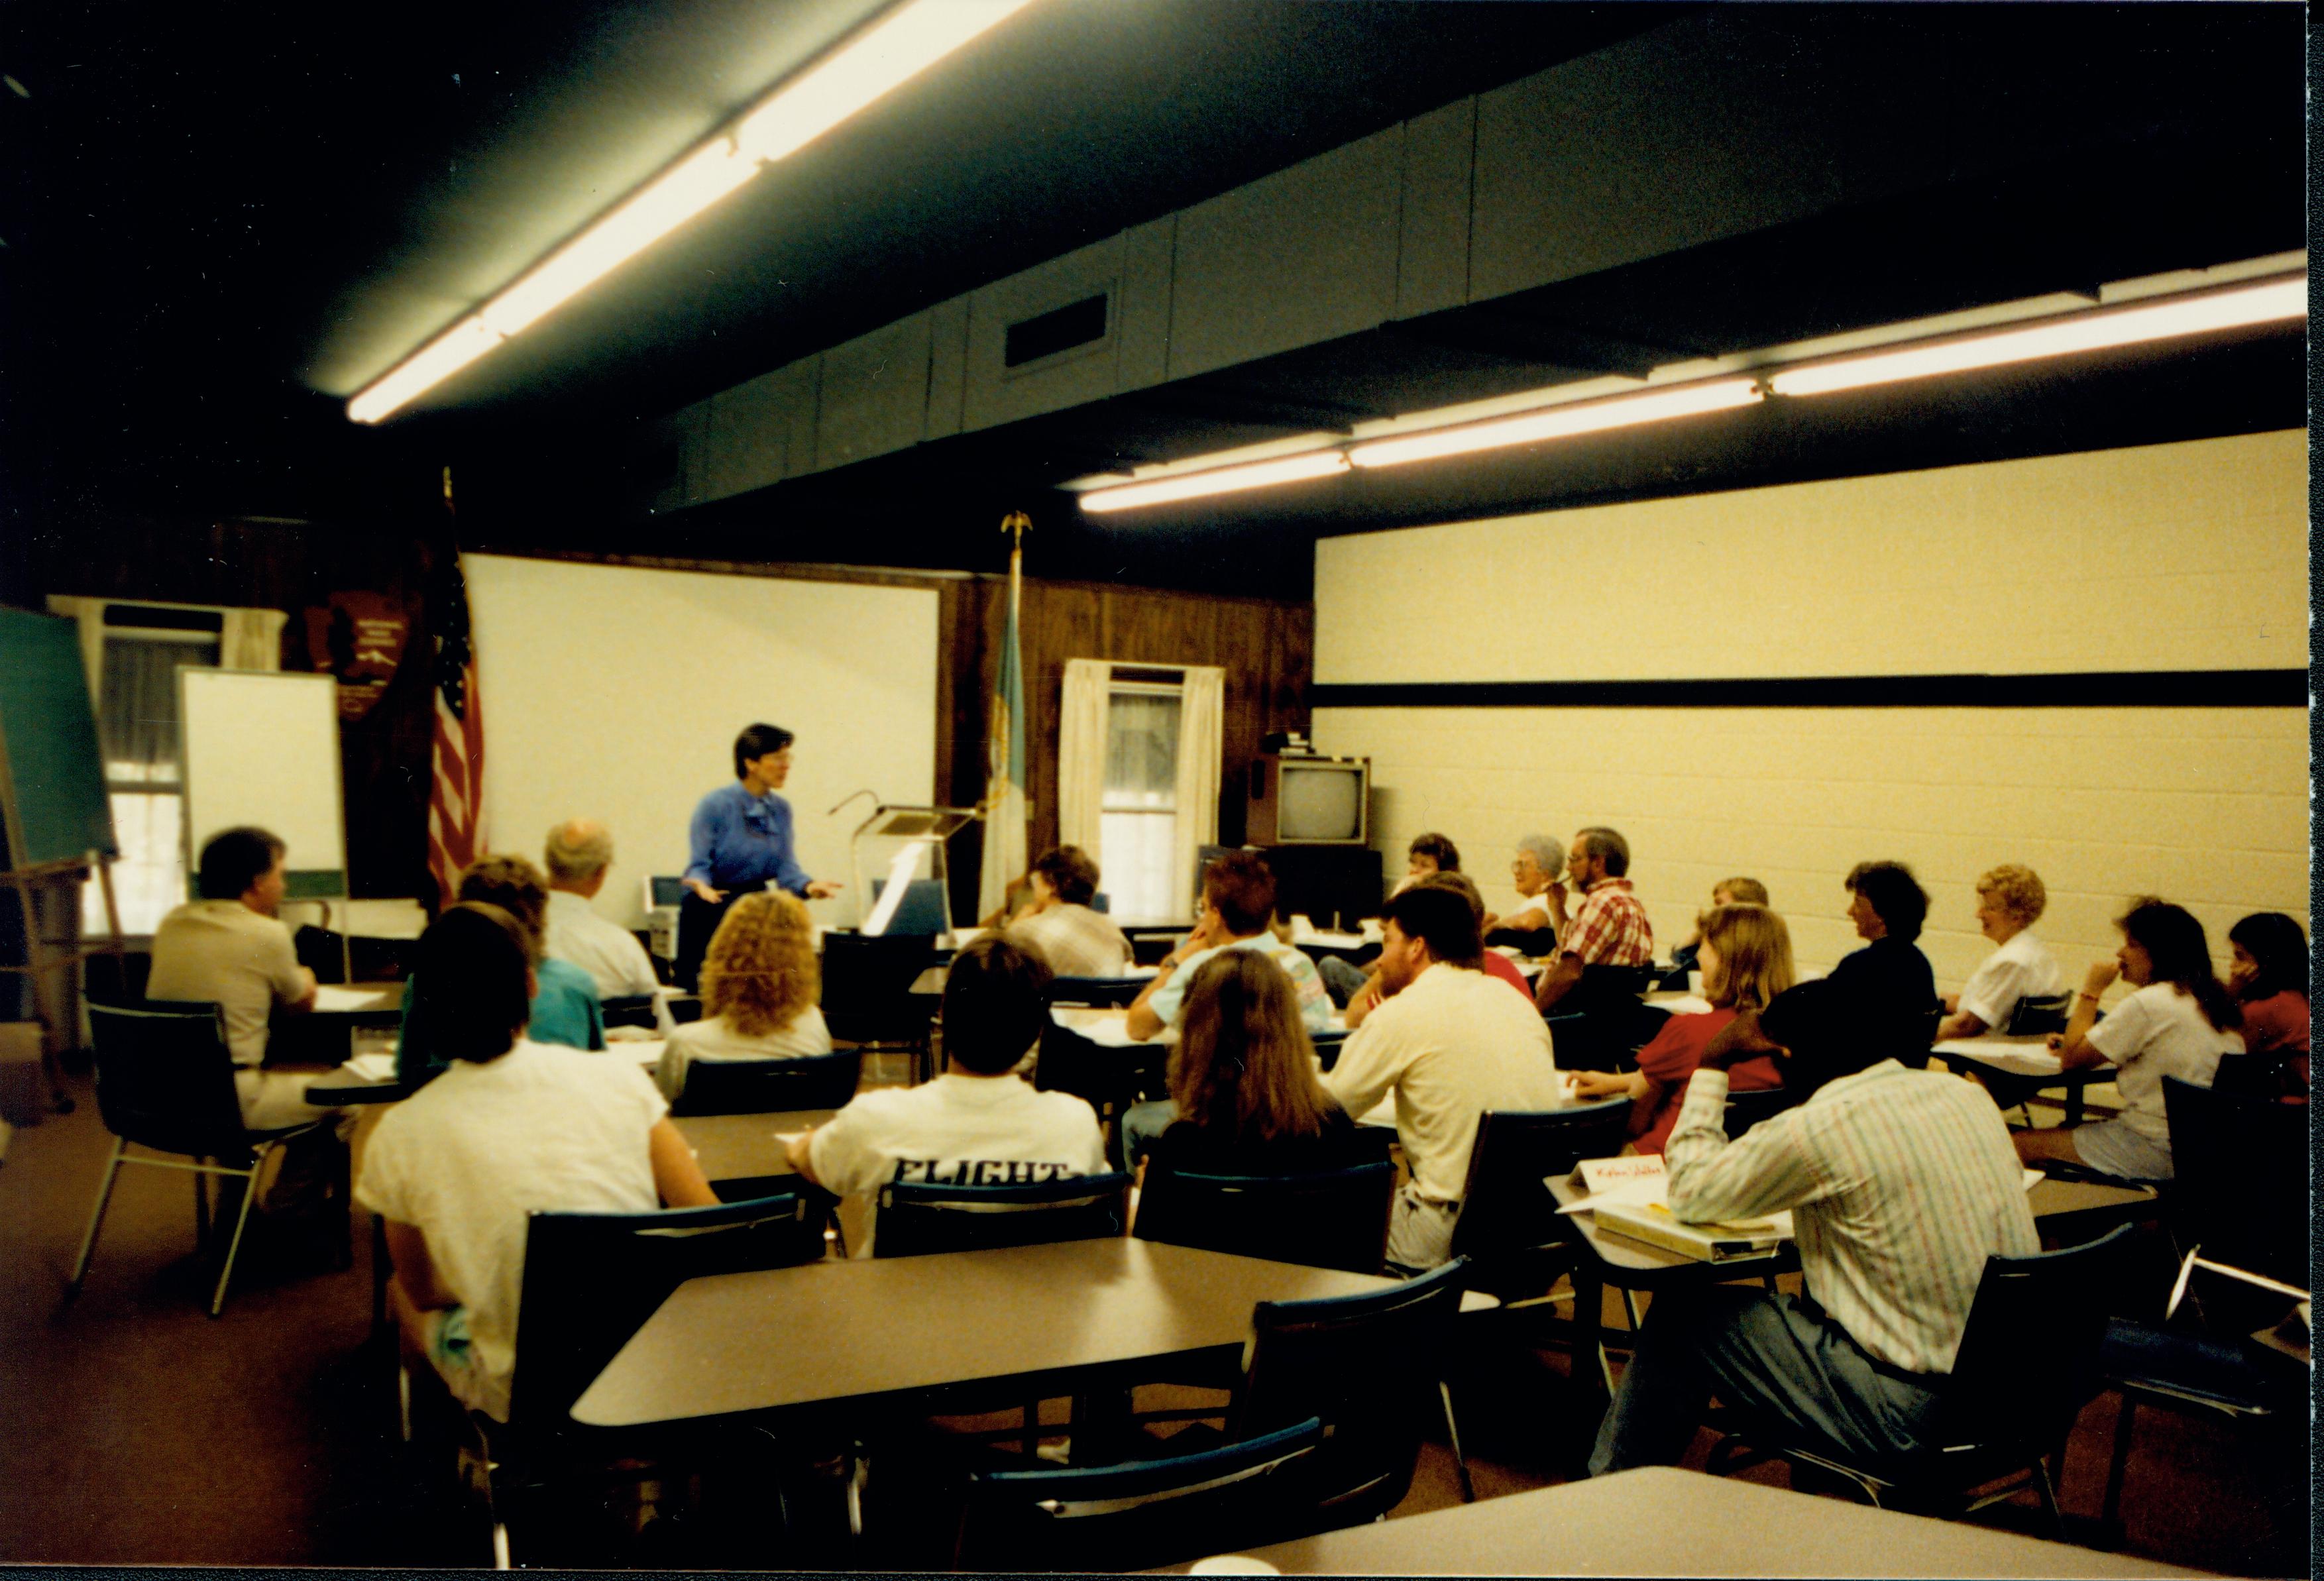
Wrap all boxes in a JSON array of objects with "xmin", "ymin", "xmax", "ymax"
[
  {"xmin": 1056, "ymin": 658, "xmax": 1113, "ymax": 853},
  {"xmin": 43, "ymin": 596, "xmax": 107, "ymax": 698},
  {"xmin": 221, "ymin": 608, "xmax": 286, "ymax": 671},
  {"xmin": 1170, "ymin": 665, "xmax": 1225, "ymax": 914}
]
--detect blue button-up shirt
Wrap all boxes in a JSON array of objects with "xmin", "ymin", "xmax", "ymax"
[{"xmin": 685, "ymin": 781, "xmax": 812, "ymax": 895}]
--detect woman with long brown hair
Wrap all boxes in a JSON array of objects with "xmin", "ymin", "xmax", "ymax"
[
  {"xmin": 1142, "ymin": 950, "xmax": 1369, "ymax": 1173},
  {"xmin": 656, "ymin": 890, "xmax": 833, "ymax": 1100},
  {"xmin": 1571, "ymin": 902, "xmax": 1797, "ymax": 1152}
]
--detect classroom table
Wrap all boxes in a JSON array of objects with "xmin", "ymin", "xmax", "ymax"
[
  {"xmin": 304, "ymin": 1042, "xmax": 668, "ymax": 1106},
  {"xmin": 1931, "ymin": 1036, "xmax": 2117, "ymax": 1126},
  {"xmin": 571, "ymin": 1236, "xmax": 1393, "ymax": 1431},
  {"xmin": 669, "ymin": 1109, "xmax": 831, "ymax": 1183},
  {"xmin": 1147, "ymin": 1465, "xmax": 2210, "ymax": 1576}
]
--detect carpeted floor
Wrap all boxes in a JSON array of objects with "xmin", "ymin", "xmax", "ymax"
[{"xmin": 0, "ymin": 1065, "xmax": 2305, "ymax": 1572}]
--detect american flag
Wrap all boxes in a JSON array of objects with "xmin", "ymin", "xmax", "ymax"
[{"xmin": 426, "ymin": 472, "xmax": 484, "ymax": 909}]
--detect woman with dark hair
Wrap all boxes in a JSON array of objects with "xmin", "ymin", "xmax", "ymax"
[
  {"xmin": 1827, "ymin": 861, "xmax": 1938, "ymax": 1062},
  {"xmin": 676, "ymin": 722, "xmax": 844, "ymax": 991},
  {"xmin": 1140, "ymin": 951, "xmax": 1368, "ymax": 1175},
  {"xmin": 396, "ymin": 854, "xmax": 606, "ymax": 1091},
  {"xmin": 2015, "ymin": 897, "xmax": 2242, "ymax": 1180},
  {"xmin": 357, "ymin": 904, "xmax": 717, "ymax": 1422},
  {"xmin": 2219, "ymin": 911, "xmax": 2309, "ymax": 1098}
]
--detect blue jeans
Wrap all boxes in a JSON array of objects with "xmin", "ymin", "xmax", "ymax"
[
  {"xmin": 1590, "ymin": 1287, "xmax": 1948, "ymax": 1476},
  {"xmin": 1119, "ymin": 1099, "xmax": 1178, "ymax": 1168}
]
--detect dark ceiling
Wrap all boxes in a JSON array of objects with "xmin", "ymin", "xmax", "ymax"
[{"xmin": 0, "ymin": 2, "xmax": 2307, "ymax": 602}]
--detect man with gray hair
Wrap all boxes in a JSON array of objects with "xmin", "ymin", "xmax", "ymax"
[
  {"xmin": 1482, "ymin": 832, "xmax": 1565, "ymax": 945},
  {"xmin": 1533, "ymin": 826, "xmax": 1653, "ymax": 1014},
  {"xmin": 543, "ymin": 819, "xmax": 671, "ymax": 1030}
]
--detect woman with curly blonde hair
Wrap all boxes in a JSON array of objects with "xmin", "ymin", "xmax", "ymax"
[
  {"xmin": 1938, "ymin": 863, "xmax": 2064, "ymax": 1040},
  {"xmin": 657, "ymin": 891, "xmax": 832, "ymax": 1099}
]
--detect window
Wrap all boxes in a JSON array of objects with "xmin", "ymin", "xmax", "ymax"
[
  {"xmin": 82, "ymin": 608, "xmax": 223, "ymax": 934},
  {"xmin": 1098, "ymin": 681, "xmax": 1183, "ymax": 922}
]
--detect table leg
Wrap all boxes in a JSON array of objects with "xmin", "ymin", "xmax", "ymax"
[
  {"xmin": 1567, "ymin": 1268, "xmax": 1612, "ymax": 1474},
  {"xmin": 2064, "ymin": 1082, "xmax": 2086, "ymax": 1127}
]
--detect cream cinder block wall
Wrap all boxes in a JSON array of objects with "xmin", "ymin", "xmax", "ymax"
[{"xmin": 1311, "ymin": 431, "xmax": 2308, "ymax": 994}]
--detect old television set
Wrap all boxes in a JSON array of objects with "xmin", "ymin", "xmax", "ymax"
[{"xmin": 1246, "ymin": 753, "xmax": 1369, "ymax": 845}]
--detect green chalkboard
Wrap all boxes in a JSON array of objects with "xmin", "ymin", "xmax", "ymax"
[{"xmin": 0, "ymin": 607, "xmax": 119, "ymax": 868}]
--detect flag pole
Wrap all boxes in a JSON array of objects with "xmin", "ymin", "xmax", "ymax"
[{"xmin": 977, "ymin": 512, "xmax": 1032, "ymax": 925}]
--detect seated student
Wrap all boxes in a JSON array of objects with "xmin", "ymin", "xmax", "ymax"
[
  {"xmin": 357, "ymin": 903, "xmax": 718, "ymax": 1423},
  {"xmin": 398, "ymin": 855, "xmax": 606, "ymax": 1090},
  {"xmin": 2219, "ymin": 911, "xmax": 2309, "ymax": 1097},
  {"xmin": 1589, "ymin": 978, "xmax": 2038, "ymax": 1476},
  {"xmin": 146, "ymin": 825, "xmax": 344, "ymax": 1134},
  {"xmin": 1571, "ymin": 902, "xmax": 1795, "ymax": 1154},
  {"xmin": 1826, "ymin": 860, "xmax": 1939, "ymax": 1061},
  {"xmin": 789, "ymin": 936, "xmax": 1106, "ymax": 1253},
  {"xmin": 1003, "ymin": 844, "xmax": 1133, "ymax": 979},
  {"xmin": 655, "ymin": 891, "xmax": 834, "ymax": 1101},
  {"xmin": 1323, "ymin": 885, "xmax": 1565, "ymax": 1273},
  {"xmin": 1138, "ymin": 951, "xmax": 1371, "ymax": 1179},
  {"xmin": 1667, "ymin": 877, "xmax": 1769, "ymax": 978},
  {"xmin": 1386, "ymin": 832, "xmax": 1461, "ymax": 900},
  {"xmin": 1936, "ymin": 864, "xmax": 2064, "ymax": 1040},
  {"xmin": 1533, "ymin": 826, "xmax": 1655, "ymax": 1014},
  {"xmin": 1481, "ymin": 832, "xmax": 1565, "ymax": 950},
  {"xmin": 542, "ymin": 817, "xmax": 673, "ymax": 1034},
  {"xmin": 2016, "ymin": 897, "xmax": 2242, "ymax": 1180},
  {"xmin": 1342, "ymin": 871, "xmax": 1532, "ymax": 1026},
  {"xmin": 1125, "ymin": 850, "xmax": 1331, "ymax": 1042}
]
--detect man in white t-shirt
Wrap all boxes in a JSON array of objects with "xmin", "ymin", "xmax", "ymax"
[
  {"xmin": 1937, "ymin": 864, "xmax": 2064, "ymax": 1040},
  {"xmin": 542, "ymin": 818, "xmax": 675, "ymax": 1034},
  {"xmin": 1324, "ymin": 885, "xmax": 1565, "ymax": 1272},
  {"xmin": 791, "ymin": 936, "xmax": 1106, "ymax": 1252},
  {"xmin": 146, "ymin": 826, "xmax": 343, "ymax": 1134}
]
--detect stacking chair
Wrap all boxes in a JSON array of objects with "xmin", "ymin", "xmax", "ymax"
[
  {"xmin": 2160, "ymin": 1075, "xmax": 2306, "ymax": 1304},
  {"xmin": 667, "ymin": 1048, "xmax": 863, "ymax": 1117},
  {"xmin": 955, "ymin": 1416, "xmax": 1325, "ymax": 1570},
  {"xmin": 1720, "ymin": 1084, "xmax": 1798, "ymax": 1139},
  {"xmin": 873, "ymin": 1172, "xmax": 1133, "ymax": 1258},
  {"xmin": 1705, "ymin": 1224, "xmax": 2135, "ymax": 1533},
  {"xmin": 70, "ymin": 1000, "xmax": 327, "ymax": 1317},
  {"xmin": 1034, "ymin": 1013, "xmax": 1164, "ymax": 1164},
  {"xmin": 819, "ymin": 932, "xmax": 939, "ymax": 1081},
  {"xmin": 599, "ymin": 993, "xmax": 660, "ymax": 1031},
  {"xmin": 1133, "ymin": 1157, "xmax": 1396, "ymax": 1275},
  {"xmin": 2001, "ymin": 991, "xmax": 2073, "ymax": 1037},
  {"xmin": 1046, "ymin": 975, "xmax": 1148, "ymax": 1009},
  {"xmin": 458, "ymin": 1190, "xmax": 828, "ymax": 1568}
]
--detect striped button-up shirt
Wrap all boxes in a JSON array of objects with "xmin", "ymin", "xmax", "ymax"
[
  {"xmin": 1665, "ymin": 1060, "xmax": 2038, "ymax": 1375},
  {"xmin": 1564, "ymin": 877, "xmax": 1653, "ymax": 965}
]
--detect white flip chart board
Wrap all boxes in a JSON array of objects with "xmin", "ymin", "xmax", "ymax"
[{"xmin": 179, "ymin": 669, "xmax": 347, "ymax": 900}]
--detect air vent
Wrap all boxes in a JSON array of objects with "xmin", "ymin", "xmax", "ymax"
[{"xmin": 1004, "ymin": 294, "xmax": 1109, "ymax": 368}]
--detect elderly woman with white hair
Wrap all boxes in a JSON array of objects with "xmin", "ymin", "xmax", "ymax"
[
  {"xmin": 1936, "ymin": 864, "xmax": 2066, "ymax": 1040},
  {"xmin": 1481, "ymin": 832, "xmax": 1565, "ymax": 948}
]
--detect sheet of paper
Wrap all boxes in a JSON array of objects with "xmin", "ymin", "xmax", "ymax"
[
  {"xmin": 342, "ymin": 1051, "xmax": 400, "ymax": 1083},
  {"xmin": 1558, "ymin": 1156, "xmax": 1672, "ymax": 1215},
  {"xmin": 312, "ymin": 984, "xmax": 393, "ymax": 1012},
  {"xmin": 859, "ymin": 845, "xmax": 925, "ymax": 937}
]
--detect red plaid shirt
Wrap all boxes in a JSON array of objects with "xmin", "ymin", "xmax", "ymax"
[{"xmin": 1564, "ymin": 878, "xmax": 1654, "ymax": 966}]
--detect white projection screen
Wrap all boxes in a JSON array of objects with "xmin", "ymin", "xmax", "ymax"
[
  {"xmin": 463, "ymin": 555, "xmax": 940, "ymax": 929},
  {"xmin": 180, "ymin": 669, "xmax": 347, "ymax": 899}
]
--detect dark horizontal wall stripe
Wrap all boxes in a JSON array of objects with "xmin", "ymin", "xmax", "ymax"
[{"xmin": 1312, "ymin": 670, "xmax": 2309, "ymax": 710}]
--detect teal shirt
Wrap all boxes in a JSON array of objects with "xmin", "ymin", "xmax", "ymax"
[{"xmin": 396, "ymin": 957, "xmax": 608, "ymax": 1089}]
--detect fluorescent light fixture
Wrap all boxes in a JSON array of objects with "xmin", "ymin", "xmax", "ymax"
[
  {"xmin": 1346, "ymin": 377, "xmax": 1765, "ymax": 470},
  {"xmin": 348, "ymin": 0, "xmax": 1034, "ymax": 423},
  {"xmin": 1767, "ymin": 276, "xmax": 2306, "ymax": 398},
  {"xmin": 1079, "ymin": 451, "xmax": 1351, "ymax": 514}
]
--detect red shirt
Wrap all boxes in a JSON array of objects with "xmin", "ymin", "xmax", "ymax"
[
  {"xmin": 1480, "ymin": 951, "xmax": 1534, "ymax": 1001},
  {"xmin": 1630, "ymin": 1007, "xmax": 1783, "ymax": 1155}
]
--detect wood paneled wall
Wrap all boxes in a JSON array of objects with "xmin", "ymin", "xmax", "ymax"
[{"xmin": 11, "ymin": 527, "xmax": 1316, "ymax": 920}]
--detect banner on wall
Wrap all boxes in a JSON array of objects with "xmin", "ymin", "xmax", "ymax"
[{"xmin": 303, "ymin": 592, "xmax": 410, "ymax": 720}]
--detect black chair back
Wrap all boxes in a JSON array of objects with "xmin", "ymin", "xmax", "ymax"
[
  {"xmin": 1134, "ymin": 1159, "xmax": 1396, "ymax": 1274},
  {"xmin": 1547, "ymin": 999, "xmax": 1669, "ymax": 1072},
  {"xmin": 956, "ymin": 1417, "xmax": 1324, "ymax": 1572},
  {"xmin": 2164, "ymin": 1075, "xmax": 2308, "ymax": 1301},
  {"xmin": 1035, "ymin": 1016, "xmax": 1166, "ymax": 1131},
  {"xmin": 86, "ymin": 1001, "xmax": 254, "ymax": 1155},
  {"xmin": 873, "ymin": 1171, "xmax": 1133, "ymax": 1258},
  {"xmin": 1721, "ymin": 1084, "xmax": 1798, "ymax": 1139},
  {"xmin": 667, "ymin": 1048, "xmax": 863, "ymax": 1116},
  {"xmin": 2002, "ymin": 992, "xmax": 2072, "ymax": 1036},
  {"xmin": 1577, "ymin": 963, "xmax": 1659, "ymax": 1003},
  {"xmin": 819, "ymin": 932, "xmax": 938, "ymax": 1044},
  {"xmin": 1048, "ymin": 975, "xmax": 1148, "ymax": 1009},
  {"xmin": 1448, "ymin": 1101, "xmax": 1632, "ymax": 1265},
  {"xmin": 508, "ymin": 1190, "xmax": 826, "ymax": 1431},
  {"xmin": 1233, "ymin": 1257, "xmax": 1468, "ymax": 1524},
  {"xmin": 1936, "ymin": 1225, "xmax": 2133, "ymax": 1452},
  {"xmin": 600, "ymin": 993, "xmax": 659, "ymax": 1031}
]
